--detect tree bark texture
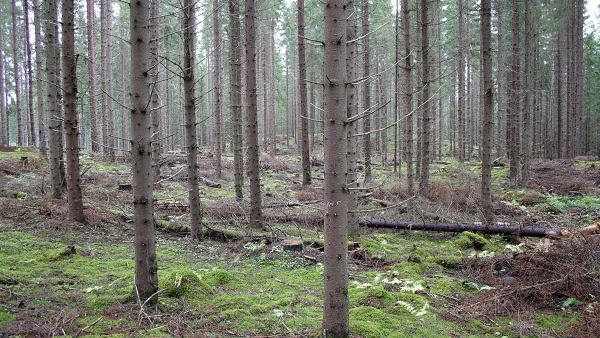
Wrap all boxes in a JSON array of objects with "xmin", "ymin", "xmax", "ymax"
[
  {"xmin": 401, "ymin": 0, "xmax": 413, "ymax": 195},
  {"xmin": 297, "ymin": 0, "xmax": 311, "ymax": 186},
  {"xmin": 480, "ymin": 0, "xmax": 493, "ymax": 225},
  {"xmin": 150, "ymin": 0, "xmax": 162, "ymax": 182},
  {"xmin": 34, "ymin": 0, "xmax": 46, "ymax": 155},
  {"xmin": 229, "ymin": 0, "xmax": 244, "ymax": 200},
  {"xmin": 24, "ymin": 0, "xmax": 36, "ymax": 146},
  {"xmin": 214, "ymin": 0, "xmax": 223, "ymax": 178},
  {"xmin": 322, "ymin": 0, "xmax": 349, "ymax": 334},
  {"xmin": 346, "ymin": 0, "xmax": 359, "ymax": 235},
  {"xmin": 130, "ymin": 0, "xmax": 159, "ymax": 304},
  {"xmin": 361, "ymin": 0, "xmax": 372, "ymax": 182},
  {"xmin": 418, "ymin": 0, "xmax": 430, "ymax": 197},
  {"xmin": 11, "ymin": 0, "xmax": 24, "ymax": 146}
]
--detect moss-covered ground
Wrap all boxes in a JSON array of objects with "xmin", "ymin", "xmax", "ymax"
[{"xmin": 0, "ymin": 147, "xmax": 593, "ymax": 336}]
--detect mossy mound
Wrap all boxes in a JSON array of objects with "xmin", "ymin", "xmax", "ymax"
[
  {"xmin": 161, "ymin": 269, "xmax": 212, "ymax": 297},
  {"xmin": 453, "ymin": 231, "xmax": 493, "ymax": 251},
  {"xmin": 203, "ymin": 268, "xmax": 240, "ymax": 287}
]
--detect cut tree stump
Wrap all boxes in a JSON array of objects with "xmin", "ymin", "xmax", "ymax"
[{"xmin": 118, "ymin": 183, "xmax": 132, "ymax": 191}]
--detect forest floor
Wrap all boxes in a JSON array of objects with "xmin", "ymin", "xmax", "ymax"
[{"xmin": 0, "ymin": 146, "xmax": 599, "ymax": 337}]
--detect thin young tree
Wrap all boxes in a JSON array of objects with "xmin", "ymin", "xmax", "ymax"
[
  {"xmin": 297, "ymin": 0, "xmax": 311, "ymax": 186},
  {"xmin": 322, "ymin": 0, "xmax": 348, "ymax": 334},
  {"xmin": 62, "ymin": 0, "xmax": 85, "ymax": 222},
  {"xmin": 418, "ymin": 0, "xmax": 430, "ymax": 197},
  {"xmin": 45, "ymin": 0, "xmax": 64, "ymax": 198},
  {"xmin": 245, "ymin": 0, "xmax": 263, "ymax": 229},
  {"xmin": 402, "ymin": 0, "xmax": 414, "ymax": 195},
  {"xmin": 150, "ymin": 0, "xmax": 162, "ymax": 182},
  {"xmin": 34, "ymin": 0, "xmax": 46, "ymax": 155},
  {"xmin": 362, "ymin": 0, "xmax": 372, "ymax": 182},
  {"xmin": 229, "ymin": 0, "xmax": 244, "ymax": 200},
  {"xmin": 346, "ymin": 0, "xmax": 359, "ymax": 235},
  {"xmin": 457, "ymin": 0, "xmax": 466, "ymax": 162},
  {"xmin": 24, "ymin": 0, "xmax": 36, "ymax": 146},
  {"xmin": 11, "ymin": 0, "xmax": 23, "ymax": 146},
  {"xmin": 130, "ymin": 0, "xmax": 158, "ymax": 304},
  {"xmin": 507, "ymin": 0, "xmax": 520, "ymax": 185},
  {"xmin": 495, "ymin": 0, "xmax": 505, "ymax": 157},
  {"xmin": 214, "ymin": 0, "xmax": 223, "ymax": 178},
  {"xmin": 86, "ymin": 0, "xmax": 100, "ymax": 153},
  {"xmin": 480, "ymin": 0, "xmax": 493, "ymax": 225},
  {"xmin": 520, "ymin": 0, "xmax": 532, "ymax": 187},
  {"xmin": 101, "ymin": 0, "xmax": 115, "ymax": 161},
  {"xmin": 0, "ymin": 27, "xmax": 7, "ymax": 146}
]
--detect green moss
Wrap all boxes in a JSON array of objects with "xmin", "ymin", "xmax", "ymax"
[
  {"xmin": 1, "ymin": 188, "xmax": 27, "ymax": 199},
  {"xmin": 453, "ymin": 231, "xmax": 494, "ymax": 251},
  {"xmin": 161, "ymin": 269, "xmax": 212, "ymax": 298},
  {"xmin": 394, "ymin": 261, "xmax": 424, "ymax": 278},
  {"xmin": 533, "ymin": 313, "xmax": 580, "ymax": 335},
  {"xmin": 0, "ymin": 308, "xmax": 16, "ymax": 324},
  {"xmin": 350, "ymin": 285, "xmax": 395, "ymax": 306}
]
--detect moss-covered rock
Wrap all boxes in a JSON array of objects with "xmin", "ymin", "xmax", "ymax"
[
  {"xmin": 453, "ymin": 231, "xmax": 492, "ymax": 251},
  {"xmin": 161, "ymin": 269, "xmax": 212, "ymax": 297}
]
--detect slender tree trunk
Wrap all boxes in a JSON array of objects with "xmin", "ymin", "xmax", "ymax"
[
  {"xmin": 495, "ymin": 0, "xmax": 505, "ymax": 157},
  {"xmin": 229, "ymin": 0, "xmax": 244, "ymax": 200},
  {"xmin": 11, "ymin": 0, "xmax": 23, "ymax": 146},
  {"xmin": 130, "ymin": 0, "xmax": 158, "ymax": 305},
  {"xmin": 213, "ymin": 0, "xmax": 223, "ymax": 178},
  {"xmin": 45, "ymin": 0, "xmax": 64, "ymax": 198},
  {"xmin": 402, "ymin": 0, "xmax": 413, "ymax": 195},
  {"xmin": 34, "ymin": 0, "xmax": 46, "ymax": 155},
  {"xmin": 86, "ymin": 0, "xmax": 99, "ymax": 153},
  {"xmin": 393, "ymin": 0, "xmax": 400, "ymax": 173},
  {"xmin": 298, "ymin": 0, "xmax": 311, "ymax": 186},
  {"xmin": 120, "ymin": 27, "xmax": 128, "ymax": 152},
  {"xmin": 457, "ymin": 0, "xmax": 466, "ymax": 162},
  {"xmin": 150, "ymin": 0, "xmax": 162, "ymax": 182},
  {"xmin": 245, "ymin": 0, "xmax": 263, "ymax": 229},
  {"xmin": 182, "ymin": 0, "xmax": 203, "ymax": 241},
  {"xmin": 520, "ymin": 0, "xmax": 532, "ymax": 187},
  {"xmin": 62, "ymin": 0, "xmax": 85, "ymax": 222},
  {"xmin": 480, "ymin": 0, "xmax": 493, "ymax": 225},
  {"xmin": 322, "ymin": 0, "xmax": 348, "ymax": 334},
  {"xmin": 346, "ymin": 0, "xmax": 359, "ymax": 235},
  {"xmin": 0, "ymin": 27, "xmax": 7, "ymax": 145},
  {"xmin": 268, "ymin": 20, "xmax": 276, "ymax": 155},
  {"xmin": 418, "ymin": 0, "xmax": 430, "ymax": 197},
  {"xmin": 24, "ymin": 0, "xmax": 36, "ymax": 146},
  {"xmin": 508, "ymin": 0, "xmax": 520, "ymax": 185},
  {"xmin": 556, "ymin": 31, "xmax": 563, "ymax": 158},
  {"xmin": 361, "ymin": 0, "xmax": 372, "ymax": 182}
]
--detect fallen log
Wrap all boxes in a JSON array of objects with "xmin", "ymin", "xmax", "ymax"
[
  {"xmin": 265, "ymin": 215, "xmax": 560, "ymax": 238},
  {"xmin": 200, "ymin": 176, "xmax": 221, "ymax": 188},
  {"xmin": 361, "ymin": 220, "xmax": 560, "ymax": 238}
]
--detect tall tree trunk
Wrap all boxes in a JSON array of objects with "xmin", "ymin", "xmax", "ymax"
[
  {"xmin": 11, "ymin": 0, "xmax": 24, "ymax": 146},
  {"xmin": 402, "ymin": 0, "xmax": 413, "ymax": 195},
  {"xmin": 120, "ymin": 26, "xmax": 128, "ymax": 152},
  {"xmin": 130, "ymin": 0, "xmax": 158, "ymax": 305},
  {"xmin": 45, "ymin": 0, "xmax": 64, "ymax": 198},
  {"xmin": 575, "ymin": 0, "xmax": 584, "ymax": 155},
  {"xmin": 361, "ymin": 0, "xmax": 372, "ymax": 182},
  {"xmin": 556, "ymin": 30, "xmax": 563, "ymax": 158},
  {"xmin": 457, "ymin": 0, "xmax": 466, "ymax": 162},
  {"xmin": 34, "ymin": 0, "xmax": 46, "ymax": 155},
  {"xmin": 101, "ymin": 0, "xmax": 115, "ymax": 161},
  {"xmin": 229, "ymin": 0, "xmax": 244, "ymax": 200},
  {"xmin": 245, "ymin": 0, "xmax": 263, "ymax": 229},
  {"xmin": 480, "ymin": 0, "xmax": 493, "ymax": 225},
  {"xmin": 346, "ymin": 0, "xmax": 359, "ymax": 235},
  {"xmin": 24, "ymin": 0, "xmax": 36, "ymax": 146},
  {"xmin": 508, "ymin": 0, "xmax": 520, "ymax": 185},
  {"xmin": 267, "ymin": 20, "xmax": 276, "ymax": 155},
  {"xmin": 214, "ymin": 0, "xmax": 223, "ymax": 178},
  {"xmin": 150, "ymin": 0, "xmax": 162, "ymax": 182},
  {"xmin": 62, "ymin": 0, "xmax": 85, "ymax": 222},
  {"xmin": 393, "ymin": 0, "xmax": 400, "ymax": 173},
  {"xmin": 322, "ymin": 0, "xmax": 348, "ymax": 334},
  {"xmin": 0, "ymin": 27, "xmax": 7, "ymax": 145},
  {"xmin": 182, "ymin": 0, "xmax": 203, "ymax": 241},
  {"xmin": 418, "ymin": 0, "xmax": 430, "ymax": 197},
  {"xmin": 86, "ymin": 0, "xmax": 99, "ymax": 153},
  {"xmin": 297, "ymin": 0, "xmax": 311, "ymax": 186},
  {"xmin": 520, "ymin": 0, "xmax": 532, "ymax": 187},
  {"xmin": 495, "ymin": 0, "xmax": 505, "ymax": 157}
]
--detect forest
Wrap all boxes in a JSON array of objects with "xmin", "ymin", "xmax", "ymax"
[{"xmin": 0, "ymin": 0, "xmax": 599, "ymax": 336}]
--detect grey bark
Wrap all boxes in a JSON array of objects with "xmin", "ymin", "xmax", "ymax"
[
  {"xmin": 361, "ymin": 0, "xmax": 372, "ymax": 182},
  {"xmin": 62, "ymin": 0, "xmax": 85, "ymax": 222},
  {"xmin": 214, "ymin": 0, "xmax": 223, "ymax": 178},
  {"xmin": 457, "ymin": 0, "xmax": 466, "ymax": 162},
  {"xmin": 480, "ymin": 0, "xmax": 493, "ymax": 225},
  {"xmin": 130, "ymin": 0, "xmax": 159, "ymax": 304},
  {"xmin": 402, "ymin": 0, "xmax": 413, "ymax": 195},
  {"xmin": 11, "ymin": 0, "xmax": 23, "ymax": 146},
  {"xmin": 508, "ymin": 0, "xmax": 520, "ymax": 185},
  {"xmin": 0, "ymin": 27, "xmax": 7, "ymax": 145},
  {"xmin": 86, "ymin": 0, "xmax": 99, "ymax": 153},
  {"xmin": 418, "ymin": 0, "xmax": 430, "ymax": 197},
  {"xmin": 24, "ymin": 0, "xmax": 36, "ymax": 146},
  {"xmin": 520, "ymin": 0, "xmax": 532, "ymax": 187},
  {"xmin": 229, "ymin": 0, "xmax": 244, "ymax": 200},
  {"xmin": 150, "ymin": 0, "xmax": 162, "ymax": 182},
  {"xmin": 297, "ymin": 0, "xmax": 311, "ymax": 186},
  {"xmin": 322, "ymin": 0, "xmax": 348, "ymax": 334},
  {"xmin": 182, "ymin": 0, "xmax": 203, "ymax": 241},
  {"xmin": 346, "ymin": 0, "xmax": 359, "ymax": 235},
  {"xmin": 34, "ymin": 0, "xmax": 46, "ymax": 155},
  {"xmin": 245, "ymin": 0, "xmax": 263, "ymax": 229},
  {"xmin": 45, "ymin": 0, "xmax": 64, "ymax": 198}
]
